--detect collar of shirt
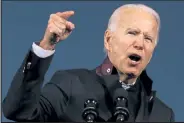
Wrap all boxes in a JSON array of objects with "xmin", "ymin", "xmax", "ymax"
[{"xmin": 119, "ymin": 80, "xmax": 136, "ymax": 90}]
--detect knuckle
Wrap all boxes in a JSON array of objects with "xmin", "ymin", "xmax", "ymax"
[
  {"xmin": 55, "ymin": 12, "xmax": 61, "ymax": 15},
  {"xmin": 48, "ymin": 25, "xmax": 56, "ymax": 33},
  {"xmin": 48, "ymin": 22, "xmax": 54, "ymax": 28},
  {"xmin": 47, "ymin": 24, "xmax": 52, "ymax": 29},
  {"xmin": 49, "ymin": 13, "xmax": 55, "ymax": 19},
  {"xmin": 48, "ymin": 19, "xmax": 53, "ymax": 24},
  {"xmin": 48, "ymin": 26, "xmax": 53, "ymax": 32},
  {"xmin": 49, "ymin": 28, "xmax": 53, "ymax": 33},
  {"xmin": 51, "ymin": 29, "xmax": 58, "ymax": 34}
]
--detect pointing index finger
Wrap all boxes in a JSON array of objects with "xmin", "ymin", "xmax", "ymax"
[{"xmin": 56, "ymin": 11, "xmax": 75, "ymax": 19}]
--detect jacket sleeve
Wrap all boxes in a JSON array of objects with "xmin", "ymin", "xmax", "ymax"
[{"xmin": 2, "ymin": 50, "xmax": 70, "ymax": 122}]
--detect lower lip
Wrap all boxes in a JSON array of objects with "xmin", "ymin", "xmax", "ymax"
[{"xmin": 128, "ymin": 58, "xmax": 141, "ymax": 66}]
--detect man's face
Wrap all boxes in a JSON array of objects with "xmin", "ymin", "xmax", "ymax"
[{"xmin": 105, "ymin": 7, "xmax": 158, "ymax": 77}]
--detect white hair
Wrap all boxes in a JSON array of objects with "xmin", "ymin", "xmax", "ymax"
[{"xmin": 104, "ymin": 4, "xmax": 161, "ymax": 54}]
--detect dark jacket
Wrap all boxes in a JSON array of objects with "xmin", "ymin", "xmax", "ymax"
[{"xmin": 3, "ymin": 50, "xmax": 175, "ymax": 122}]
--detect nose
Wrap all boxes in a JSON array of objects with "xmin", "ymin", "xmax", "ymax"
[{"xmin": 133, "ymin": 35, "xmax": 144, "ymax": 50}]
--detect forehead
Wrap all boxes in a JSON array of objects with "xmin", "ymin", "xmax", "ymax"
[{"xmin": 118, "ymin": 7, "xmax": 159, "ymax": 34}]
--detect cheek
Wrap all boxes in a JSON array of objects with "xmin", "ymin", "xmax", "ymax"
[
  {"xmin": 111, "ymin": 36, "xmax": 129, "ymax": 55},
  {"xmin": 110, "ymin": 38, "xmax": 130, "ymax": 68}
]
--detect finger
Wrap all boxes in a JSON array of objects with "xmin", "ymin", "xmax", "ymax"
[
  {"xmin": 51, "ymin": 19, "xmax": 66, "ymax": 32},
  {"xmin": 64, "ymin": 29, "xmax": 72, "ymax": 36},
  {"xmin": 48, "ymin": 23, "xmax": 64, "ymax": 37},
  {"xmin": 50, "ymin": 16, "xmax": 74, "ymax": 31},
  {"xmin": 66, "ymin": 21, "xmax": 75, "ymax": 30},
  {"xmin": 56, "ymin": 11, "xmax": 75, "ymax": 19},
  {"xmin": 50, "ymin": 14, "xmax": 75, "ymax": 30},
  {"xmin": 50, "ymin": 14, "xmax": 66, "ymax": 25}
]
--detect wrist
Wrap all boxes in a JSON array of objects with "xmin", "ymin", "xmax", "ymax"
[{"xmin": 39, "ymin": 40, "xmax": 56, "ymax": 50}]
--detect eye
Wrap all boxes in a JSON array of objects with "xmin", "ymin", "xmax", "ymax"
[
  {"xmin": 128, "ymin": 31, "xmax": 137, "ymax": 35},
  {"xmin": 145, "ymin": 36, "xmax": 153, "ymax": 42}
]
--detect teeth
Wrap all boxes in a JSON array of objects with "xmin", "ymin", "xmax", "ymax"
[{"xmin": 132, "ymin": 60, "xmax": 137, "ymax": 63}]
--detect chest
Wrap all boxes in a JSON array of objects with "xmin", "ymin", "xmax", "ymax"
[
  {"xmin": 56, "ymin": 74, "xmax": 170, "ymax": 122},
  {"xmin": 61, "ymin": 79, "xmax": 113, "ymax": 122}
]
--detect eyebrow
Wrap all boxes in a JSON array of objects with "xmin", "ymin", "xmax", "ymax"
[
  {"xmin": 143, "ymin": 32, "xmax": 154, "ymax": 39},
  {"xmin": 126, "ymin": 27, "xmax": 154, "ymax": 37},
  {"xmin": 126, "ymin": 27, "xmax": 141, "ymax": 32}
]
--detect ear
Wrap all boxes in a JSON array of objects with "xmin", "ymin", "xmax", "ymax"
[{"xmin": 104, "ymin": 29, "xmax": 113, "ymax": 52}]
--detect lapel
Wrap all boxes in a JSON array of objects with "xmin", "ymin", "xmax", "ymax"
[
  {"xmin": 101, "ymin": 74, "xmax": 126, "ymax": 119},
  {"xmin": 135, "ymin": 85, "xmax": 156, "ymax": 122},
  {"xmin": 100, "ymin": 74, "xmax": 153, "ymax": 122},
  {"xmin": 85, "ymin": 70, "xmax": 117, "ymax": 121},
  {"xmin": 100, "ymin": 74, "xmax": 120, "ymax": 112},
  {"xmin": 95, "ymin": 72, "xmax": 157, "ymax": 122},
  {"xmin": 135, "ymin": 91, "xmax": 147, "ymax": 122},
  {"xmin": 146, "ymin": 91, "xmax": 159, "ymax": 122},
  {"xmin": 95, "ymin": 56, "xmax": 157, "ymax": 122}
]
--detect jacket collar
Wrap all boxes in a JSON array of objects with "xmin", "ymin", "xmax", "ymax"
[{"xmin": 96, "ymin": 56, "xmax": 153, "ymax": 96}]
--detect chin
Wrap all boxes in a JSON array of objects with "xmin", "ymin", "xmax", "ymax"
[{"xmin": 123, "ymin": 67, "xmax": 141, "ymax": 77}]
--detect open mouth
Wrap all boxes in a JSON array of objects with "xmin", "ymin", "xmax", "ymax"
[{"xmin": 128, "ymin": 54, "xmax": 142, "ymax": 62}]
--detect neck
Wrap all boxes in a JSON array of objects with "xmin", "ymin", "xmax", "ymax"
[{"xmin": 118, "ymin": 70, "xmax": 138, "ymax": 84}]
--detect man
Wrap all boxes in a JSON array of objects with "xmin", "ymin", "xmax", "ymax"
[{"xmin": 3, "ymin": 4, "xmax": 175, "ymax": 122}]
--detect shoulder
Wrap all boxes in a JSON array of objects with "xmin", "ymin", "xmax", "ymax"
[
  {"xmin": 154, "ymin": 97, "xmax": 172, "ymax": 111},
  {"xmin": 45, "ymin": 68, "xmax": 97, "ymax": 96},
  {"xmin": 51, "ymin": 68, "xmax": 94, "ymax": 79},
  {"xmin": 49, "ymin": 68, "xmax": 95, "ymax": 85},
  {"xmin": 154, "ymin": 96, "xmax": 175, "ymax": 121}
]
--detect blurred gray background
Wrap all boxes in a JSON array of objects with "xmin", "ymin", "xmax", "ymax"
[{"xmin": 2, "ymin": 1, "xmax": 184, "ymax": 122}]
